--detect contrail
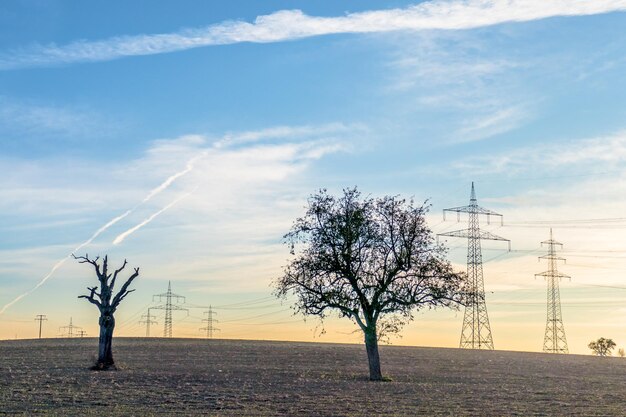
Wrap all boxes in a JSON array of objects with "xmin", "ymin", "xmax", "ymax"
[
  {"xmin": 0, "ymin": 209, "xmax": 133, "ymax": 315},
  {"xmin": 113, "ymin": 189, "xmax": 196, "ymax": 245},
  {"xmin": 0, "ymin": 153, "xmax": 207, "ymax": 316},
  {"xmin": 141, "ymin": 152, "xmax": 207, "ymax": 203}
]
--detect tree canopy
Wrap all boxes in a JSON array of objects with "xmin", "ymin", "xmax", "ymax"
[
  {"xmin": 588, "ymin": 337, "xmax": 616, "ymax": 357},
  {"xmin": 275, "ymin": 188, "xmax": 465, "ymax": 380}
]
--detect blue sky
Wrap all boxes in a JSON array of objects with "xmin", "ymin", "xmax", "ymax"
[{"xmin": 1, "ymin": 1, "xmax": 626, "ymax": 353}]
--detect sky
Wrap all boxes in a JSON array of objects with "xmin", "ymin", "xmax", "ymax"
[{"xmin": 1, "ymin": 0, "xmax": 626, "ymax": 355}]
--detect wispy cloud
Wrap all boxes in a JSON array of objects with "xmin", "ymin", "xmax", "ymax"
[
  {"xmin": 454, "ymin": 105, "xmax": 530, "ymax": 143},
  {"xmin": 1, "ymin": 1, "xmax": 625, "ymax": 69},
  {"xmin": 385, "ymin": 27, "xmax": 535, "ymax": 143},
  {"xmin": 0, "ymin": 122, "xmax": 353, "ymax": 314},
  {"xmin": 214, "ymin": 123, "xmax": 359, "ymax": 149},
  {"xmin": 455, "ymin": 130, "xmax": 626, "ymax": 174},
  {"xmin": 0, "ymin": 96, "xmax": 106, "ymax": 138}
]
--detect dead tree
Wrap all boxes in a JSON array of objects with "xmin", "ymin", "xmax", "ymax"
[{"xmin": 74, "ymin": 254, "xmax": 140, "ymax": 370}]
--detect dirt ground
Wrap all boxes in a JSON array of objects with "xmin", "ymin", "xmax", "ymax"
[{"xmin": 1, "ymin": 338, "xmax": 625, "ymax": 416}]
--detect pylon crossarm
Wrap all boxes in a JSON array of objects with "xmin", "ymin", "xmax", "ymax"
[
  {"xmin": 477, "ymin": 230, "xmax": 509, "ymax": 243},
  {"xmin": 438, "ymin": 228, "xmax": 470, "ymax": 239},
  {"xmin": 438, "ymin": 228, "xmax": 510, "ymax": 245},
  {"xmin": 444, "ymin": 205, "xmax": 503, "ymax": 216},
  {"xmin": 153, "ymin": 292, "xmax": 185, "ymax": 301},
  {"xmin": 535, "ymin": 272, "xmax": 571, "ymax": 280},
  {"xmin": 541, "ymin": 239, "xmax": 563, "ymax": 247},
  {"xmin": 538, "ymin": 254, "xmax": 566, "ymax": 262}
]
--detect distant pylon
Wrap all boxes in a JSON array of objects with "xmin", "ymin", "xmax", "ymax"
[
  {"xmin": 77, "ymin": 330, "xmax": 88, "ymax": 338},
  {"xmin": 200, "ymin": 305, "xmax": 219, "ymax": 338},
  {"xmin": 34, "ymin": 314, "xmax": 47, "ymax": 339},
  {"xmin": 439, "ymin": 182, "xmax": 510, "ymax": 350},
  {"xmin": 59, "ymin": 317, "xmax": 81, "ymax": 338},
  {"xmin": 152, "ymin": 281, "xmax": 187, "ymax": 337},
  {"xmin": 536, "ymin": 229, "xmax": 569, "ymax": 354},
  {"xmin": 139, "ymin": 308, "xmax": 158, "ymax": 337}
]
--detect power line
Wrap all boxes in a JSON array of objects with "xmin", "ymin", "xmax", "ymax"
[
  {"xmin": 219, "ymin": 308, "xmax": 292, "ymax": 323},
  {"xmin": 509, "ymin": 217, "xmax": 626, "ymax": 225},
  {"xmin": 577, "ymin": 283, "xmax": 626, "ymax": 290}
]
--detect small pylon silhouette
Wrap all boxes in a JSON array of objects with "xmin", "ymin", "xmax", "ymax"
[
  {"xmin": 152, "ymin": 281, "xmax": 187, "ymax": 337},
  {"xmin": 200, "ymin": 305, "xmax": 219, "ymax": 339},
  {"xmin": 139, "ymin": 307, "xmax": 158, "ymax": 337}
]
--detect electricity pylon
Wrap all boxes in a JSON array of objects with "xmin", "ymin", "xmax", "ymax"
[
  {"xmin": 59, "ymin": 317, "xmax": 81, "ymax": 338},
  {"xmin": 200, "ymin": 305, "xmax": 219, "ymax": 338},
  {"xmin": 34, "ymin": 314, "xmax": 47, "ymax": 339},
  {"xmin": 152, "ymin": 281, "xmax": 187, "ymax": 337},
  {"xmin": 536, "ymin": 229, "xmax": 569, "ymax": 354},
  {"xmin": 139, "ymin": 308, "xmax": 158, "ymax": 337},
  {"xmin": 439, "ymin": 182, "xmax": 510, "ymax": 350}
]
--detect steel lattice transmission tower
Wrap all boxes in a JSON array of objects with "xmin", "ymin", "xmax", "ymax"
[
  {"xmin": 152, "ymin": 281, "xmax": 187, "ymax": 337},
  {"xmin": 200, "ymin": 305, "xmax": 219, "ymax": 338},
  {"xmin": 536, "ymin": 229, "xmax": 569, "ymax": 354},
  {"xmin": 139, "ymin": 307, "xmax": 158, "ymax": 337},
  {"xmin": 439, "ymin": 182, "xmax": 510, "ymax": 350},
  {"xmin": 59, "ymin": 317, "xmax": 81, "ymax": 338}
]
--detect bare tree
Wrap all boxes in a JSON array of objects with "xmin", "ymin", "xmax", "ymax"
[
  {"xmin": 74, "ymin": 254, "xmax": 140, "ymax": 370},
  {"xmin": 588, "ymin": 337, "xmax": 616, "ymax": 357},
  {"xmin": 275, "ymin": 188, "xmax": 465, "ymax": 381}
]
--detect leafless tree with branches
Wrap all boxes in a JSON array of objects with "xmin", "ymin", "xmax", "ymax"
[{"xmin": 73, "ymin": 254, "xmax": 140, "ymax": 370}]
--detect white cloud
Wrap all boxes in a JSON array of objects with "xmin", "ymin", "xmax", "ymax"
[
  {"xmin": 454, "ymin": 105, "xmax": 529, "ymax": 143},
  {"xmin": 214, "ymin": 123, "xmax": 359, "ymax": 148},
  {"xmin": 455, "ymin": 130, "xmax": 626, "ymax": 174},
  {"xmin": 0, "ymin": 96, "xmax": 107, "ymax": 138},
  {"xmin": 1, "ymin": 1, "xmax": 625, "ymax": 69},
  {"xmin": 0, "ymin": 122, "xmax": 354, "ymax": 314},
  {"xmin": 383, "ymin": 26, "xmax": 535, "ymax": 143}
]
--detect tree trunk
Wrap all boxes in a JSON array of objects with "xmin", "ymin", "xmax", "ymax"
[
  {"xmin": 96, "ymin": 312, "xmax": 115, "ymax": 369},
  {"xmin": 364, "ymin": 327, "xmax": 382, "ymax": 381}
]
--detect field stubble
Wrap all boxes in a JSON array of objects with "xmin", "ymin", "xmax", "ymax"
[{"xmin": 1, "ymin": 338, "xmax": 625, "ymax": 416}]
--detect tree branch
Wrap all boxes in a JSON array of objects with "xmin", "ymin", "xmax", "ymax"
[
  {"xmin": 111, "ymin": 267, "xmax": 140, "ymax": 308},
  {"xmin": 72, "ymin": 253, "xmax": 102, "ymax": 279},
  {"xmin": 78, "ymin": 286, "xmax": 102, "ymax": 308},
  {"xmin": 110, "ymin": 259, "xmax": 128, "ymax": 292}
]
